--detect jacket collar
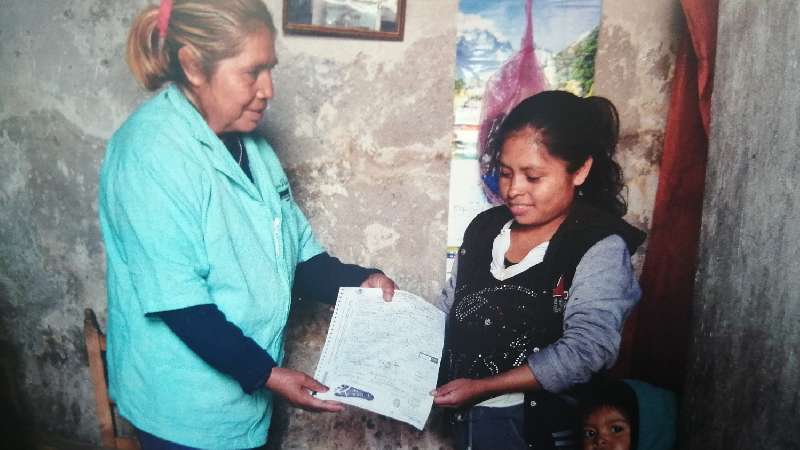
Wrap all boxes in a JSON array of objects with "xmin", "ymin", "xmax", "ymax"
[
  {"xmin": 164, "ymin": 84, "xmax": 262, "ymax": 200},
  {"xmin": 554, "ymin": 200, "xmax": 647, "ymax": 255}
]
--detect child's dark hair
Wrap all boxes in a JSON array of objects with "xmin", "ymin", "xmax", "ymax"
[
  {"xmin": 575, "ymin": 377, "xmax": 640, "ymax": 450},
  {"xmin": 493, "ymin": 90, "xmax": 627, "ymax": 217}
]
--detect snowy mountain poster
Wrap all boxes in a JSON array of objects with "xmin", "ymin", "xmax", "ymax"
[{"xmin": 446, "ymin": 0, "xmax": 603, "ymax": 276}]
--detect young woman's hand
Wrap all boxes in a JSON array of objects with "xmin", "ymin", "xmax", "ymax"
[
  {"xmin": 433, "ymin": 366, "xmax": 541, "ymax": 408},
  {"xmin": 265, "ymin": 367, "xmax": 344, "ymax": 412},
  {"xmin": 360, "ymin": 273, "xmax": 398, "ymax": 301},
  {"xmin": 431, "ymin": 378, "xmax": 488, "ymax": 408}
]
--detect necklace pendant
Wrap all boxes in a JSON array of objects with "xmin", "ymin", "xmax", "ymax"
[{"xmin": 236, "ymin": 137, "xmax": 244, "ymax": 166}]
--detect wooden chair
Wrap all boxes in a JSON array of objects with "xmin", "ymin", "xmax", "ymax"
[{"xmin": 83, "ymin": 308, "xmax": 140, "ymax": 450}]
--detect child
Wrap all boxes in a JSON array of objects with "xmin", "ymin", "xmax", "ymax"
[
  {"xmin": 578, "ymin": 378, "xmax": 678, "ymax": 450},
  {"xmin": 583, "ymin": 404, "xmax": 634, "ymax": 450},
  {"xmin": 432, "ymin": 90, "xmax": 646, "ymax": 450}
]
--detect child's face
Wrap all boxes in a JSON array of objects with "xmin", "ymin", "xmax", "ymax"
[{"xmin": 583, "ymin": 406, "xmax": 632, "ymax": 450}]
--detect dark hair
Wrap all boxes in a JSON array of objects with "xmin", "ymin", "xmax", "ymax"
[
  {"xmin": 576, "ymin": 377, "xmax": 640, "ymax": 450},
  {"xmin": 492, "ymin": 90, "xmax": 627, "ymax": 217}
]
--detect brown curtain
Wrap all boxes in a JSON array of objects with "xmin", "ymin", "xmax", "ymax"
[{"xmin": 615, "ymin": 0, "xmax": 719, "ymax": 392}]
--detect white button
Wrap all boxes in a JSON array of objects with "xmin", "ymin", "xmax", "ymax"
[
  {"xmin": 530, "ymin": 400, "xmax": 537, "ymax": 407},
  {"xmin": 533, "ymin": 347, "xmax": 540, "ymax": 353}
]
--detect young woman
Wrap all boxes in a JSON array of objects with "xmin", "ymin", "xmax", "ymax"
[
  {"xmin": 100, "ymin": 1, "xmax": 395, "ymax": 448},
  {"xmin": 433, "ymin": 90, "xmax": 646, "ymax": 450}
]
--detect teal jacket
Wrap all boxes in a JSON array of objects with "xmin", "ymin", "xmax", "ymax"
[{"xmin": 99, "ymin": 85, "xmax": 323, "ymax": 448}]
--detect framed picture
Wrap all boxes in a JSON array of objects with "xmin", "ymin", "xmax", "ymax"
[{"xmin": 283, "ymin": 0, "xmax": 406, "ymax": 41}]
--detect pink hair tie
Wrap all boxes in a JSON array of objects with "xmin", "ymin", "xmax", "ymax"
[{"xmin": 157, "ymin": 0, "xmax": 174, "ymax": 42}]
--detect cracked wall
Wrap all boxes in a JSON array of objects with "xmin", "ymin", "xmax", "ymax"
[
  {"xmin": 593, "ymin": 0, "xmax": 683, "ymax": 268},
  {"xmin": 0, "ymin": 0, "xmax": 680, "ymax": 447}
]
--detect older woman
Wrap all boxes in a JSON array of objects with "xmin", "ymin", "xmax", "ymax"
[{"xmin": 99, "ymin": 1, "xmax": 396, "ymax": 448}]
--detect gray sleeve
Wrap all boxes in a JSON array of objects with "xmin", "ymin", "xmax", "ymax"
[
  {"xmin": 433, "ymin": 253, "xmax": 459, "ymax": 314},
  {"xmin": 528, "ymin": 234, "xmax": 641, "ymax": 393}
]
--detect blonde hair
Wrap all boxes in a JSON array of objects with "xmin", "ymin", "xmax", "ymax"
[{"xmin": 126, "ymin": 0, "xmax": 276, "ymax": 91}]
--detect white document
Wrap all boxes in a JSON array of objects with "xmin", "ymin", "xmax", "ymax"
[{"xmin": 313, "ymin": 287, "xmax": 446, "ymax": 430}]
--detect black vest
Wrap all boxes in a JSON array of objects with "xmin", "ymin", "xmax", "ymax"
[{"xmin": 441, "ymin": 201, "xmax": 645, "ymax": 449}]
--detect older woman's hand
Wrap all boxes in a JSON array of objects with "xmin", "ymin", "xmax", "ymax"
[
  {"xmin": 360, "ymin": 273, "xmax": 398, "ymax": 301},
  {"xmin": 266, "ymin": 367, "xmax": 344, "ymax": 413}
]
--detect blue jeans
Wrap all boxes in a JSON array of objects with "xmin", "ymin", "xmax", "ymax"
[
  {"xmin": 452, "ymin": 404, "xmax": 527, "ymax": 450},
  {"xmin": 136, "ymin": 429, "xmax": 264, "ymax": 450}
]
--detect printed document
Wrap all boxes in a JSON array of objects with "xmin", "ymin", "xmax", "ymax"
[{"xmin": 314, "ymin": 287, "xmax": 446, "ymax": 430}]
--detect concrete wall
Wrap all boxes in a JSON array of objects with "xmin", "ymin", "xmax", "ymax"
[
  {"xmin": 593, "ymin": 0, "xmax": 682, "ymax": 267},
  {"xmin": 682, "ymin": 1, "xmax": 800, "ymax": 449},
  {"xmin": 0, "ymin": 0, "xmax": 680, "ymax": 447}
]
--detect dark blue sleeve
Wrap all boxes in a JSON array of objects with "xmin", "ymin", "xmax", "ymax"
[
  {"xmin": 292, "ymin": 252, "xmax": 382, "ymax": 304},
  {"xmin": 155, "ymin": 304, "xmax": 275, "ymax": 394}
]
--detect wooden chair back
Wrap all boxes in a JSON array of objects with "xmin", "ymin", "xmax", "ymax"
[{"xmin": 83, "ymin": 308, "xmax": 140, "ymax": 450}]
